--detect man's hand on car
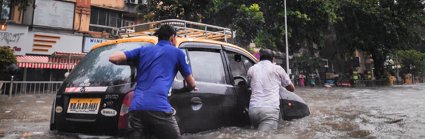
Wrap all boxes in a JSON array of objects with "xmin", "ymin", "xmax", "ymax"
[
  {"xmin": 109, "ymin": 52, "xmax": 127, "ymax": 65},
  {"xmin": 184, "ymin": 75, "xmax": 196, "ymax": 91}
]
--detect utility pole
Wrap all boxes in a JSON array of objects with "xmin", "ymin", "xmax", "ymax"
[
  {"xmin": 284, "ymin": 0, "xmax": 290, "ymax": 74},
  {"xmin": 9, "ymin": 76, "xmax": 14, "ymax": 97}
]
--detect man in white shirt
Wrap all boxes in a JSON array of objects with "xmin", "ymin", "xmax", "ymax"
[{"xmin": 247, "ymin": 49, "xmax": 295, "ymax": 131}]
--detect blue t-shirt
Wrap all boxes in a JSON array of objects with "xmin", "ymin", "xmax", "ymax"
[{"xmin": 124, "ymin": 40, "xmax": 192, "ymax": 112}]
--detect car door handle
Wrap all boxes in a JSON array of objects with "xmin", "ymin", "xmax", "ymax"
[
  {"xmin": 190, "ymin": 87, "xmax": 200, "ymax": 93},
  {"xmin": 190, "ymin": 97, "xmax": 202, "ymax": 104}
]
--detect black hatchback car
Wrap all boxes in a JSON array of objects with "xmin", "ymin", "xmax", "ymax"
[{"xmin": 50, "ymin": 36, "xmax": 310, "ymax": 134}]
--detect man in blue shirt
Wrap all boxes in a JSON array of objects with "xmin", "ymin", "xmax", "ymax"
[{"xmin": 109, "ymin": 25, "xmax": 196, "ymax": 139}]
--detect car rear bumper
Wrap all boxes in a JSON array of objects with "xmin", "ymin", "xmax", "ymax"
[
  {"xmin": 54, "ymin": 111, "xmax": 121, "ymax": 133},
  {"xmin": 52, "ymin": 93, "xmax": 126, "ymax": 134}
]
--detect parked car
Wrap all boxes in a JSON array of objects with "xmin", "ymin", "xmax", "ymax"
[{"xmin": 50, "ymin": 36, "xmax": 310, "ymax": 135}]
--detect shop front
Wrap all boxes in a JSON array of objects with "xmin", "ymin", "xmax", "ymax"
[
  {"xmin": 1, "ymin": 24, "xmax": 84, "ymax": 81},
  {"xmin": 15, "ymin": 52, "xmax": 85, "ymax": 81}
]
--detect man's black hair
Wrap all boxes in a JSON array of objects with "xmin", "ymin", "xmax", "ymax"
[
  {"xmin": 154, "ymin": 24, "xmax": 177, "ymax": 41},
  {"xmin": 260, "ymin": 49, "xmax": 274, "ymax": 61}
]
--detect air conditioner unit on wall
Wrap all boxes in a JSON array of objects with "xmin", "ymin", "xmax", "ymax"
[{"xmin": 125, "ymin": 0, "xmax": 138, "ymax": 4}]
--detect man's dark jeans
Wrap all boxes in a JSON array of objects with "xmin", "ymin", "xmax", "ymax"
[{"xmin": 128, "ymin": 110, "xmax": 180, "ymax": 139}]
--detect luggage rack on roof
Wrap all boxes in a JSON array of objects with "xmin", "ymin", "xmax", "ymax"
[{"xmin": 116, "ymin": 19, "xmax": 234, "ymax": 42}]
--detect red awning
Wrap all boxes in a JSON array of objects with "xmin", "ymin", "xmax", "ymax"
[
  {"xmin": 52, "ymin": 51, "xmax": 86, "ymax": 58},
  {"xmin": 16, "ymin": 55, "xmax": 48, "ymax": 63},
  {"xmin": 16, "ymin": 55, "xmax": 80, "ymax": 69}
]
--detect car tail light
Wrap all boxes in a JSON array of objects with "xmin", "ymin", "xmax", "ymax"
[{"xmin": 118, "ymin": 91, "xmax": 134, "ymax": 129}]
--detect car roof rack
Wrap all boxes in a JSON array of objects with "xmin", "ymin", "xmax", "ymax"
[{"xmin": 116, "ymin": 19, "xmax": 234, "ymax": 42}]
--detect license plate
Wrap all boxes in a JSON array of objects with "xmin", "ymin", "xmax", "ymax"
[{"xmin": 67, "ymin": 98, "xmax": 101, "ymax": 114}]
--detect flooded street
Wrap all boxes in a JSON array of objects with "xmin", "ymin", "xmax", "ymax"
[
  {"xmin": 193, "ymin": 84, "xmax": 425, "ymax": 139},
  {"xmin": 1, "ymin": 84, "xmax": 424, "ymax": 139}
]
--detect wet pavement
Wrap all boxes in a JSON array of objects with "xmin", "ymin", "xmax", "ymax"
[{"xmin": 1, "ymin": 84, "xmax": 424, "ymax": 139}]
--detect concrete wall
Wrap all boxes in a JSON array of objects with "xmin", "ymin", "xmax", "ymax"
[
  {"xmin": 74, "ymin": 13, "xmax": 91, "ymax": 32},
  {"xmin": 0, "ymin": 24, "xmax": 31, "ymax": 55},
  {"xmin": 74, "ymin": 0, "xmax": 91, "ymax": 32},
  {"xmin": 0, "ymin": 24, "xmax": 83, "ymax": 56},
  {"xmin": 74, "ymin": 0, "xmax": 127, "ymax": 32},
  {"xmin": 33, "ymin": 0, "xmax": 75, "ymax": 30},
  {"xmin": 22, "ymin": 2, "xmax": 34, "ymax": 25},
  {"xmin": 91, "ymin": 0, "xmax": 125, "ymax": 10},
  {"xmin": 11, "ymin": 0, "xmax": 131, "ymax": 38},
  {"xmin": 11, "ymin": 6, "xmax": 23, "ymax": 24}
]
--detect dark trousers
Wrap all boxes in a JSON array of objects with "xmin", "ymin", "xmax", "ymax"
[{"xmin": 128, "ymin": 110, "xmax": 181, "ymax": 139}]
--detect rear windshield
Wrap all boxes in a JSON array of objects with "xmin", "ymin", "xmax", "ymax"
[{"xmin": 65, "ymin": 42, "xmax": 153, "ymax": 87}]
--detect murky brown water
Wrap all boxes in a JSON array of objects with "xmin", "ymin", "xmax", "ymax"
[
  {"xmin": 1, "ymin": 84, "xmax": 425, "ymax": 139},
  {"xmin": 187, "ymin": 84, "xmax": 425, "ymax": 139}
]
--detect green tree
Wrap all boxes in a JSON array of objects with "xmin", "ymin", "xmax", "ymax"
[
  {"xmin": 139, "ymin": 0, "xmax": 213, "ymax": 21},
  {"xmin": 335, "ymin": 0, "xmax": 425, "ymax": 79},
  {"xmin": 1, "ymin": 0, "xmax": 32, "ymax": 10},
  {"xmin": 202, "ymin": 0, "xmax": 240, "ymax": 26},
  {"xmin": 231, "ymin": 4, "xmax": 265, "ymax": 47},
  {"xmin": 136, "ymin": 0, "xmax": 425, "ymax": 80},
  {"xmin": 394, "ymin": 50, "xmax": 425, "ymax": 77},
  {"xmin": 292, "ymin": 54, "xmax": 321, "ymax": 74},
  {"xmin": 253, "ymin": 0, "xmax": 339, "ymax": 52},
  {"xmin": 0, "ymin": 47, "xmax": 17, "ymax": 72}
]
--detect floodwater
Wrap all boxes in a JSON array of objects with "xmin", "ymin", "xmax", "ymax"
[{"xmin": 1, "ymin": 84, "xmax": 424, "ymax": 139}]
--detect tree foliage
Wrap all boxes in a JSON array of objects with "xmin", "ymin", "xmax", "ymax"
[
  {"xmin": 137, "ymin": 0, "xmax": 425, "ymax": 79},
  {"xmin": 335, "ymin": 0, "xmax": 425, "ymax": 79},
  {"xmin": 3, "ymin": 0, "xmax": 32, "ymax": 10},
  {"xmin": 0, "ymin": 47, "xmax": 17, "ymax": 70},
  {"xmin": 232, "ymin": 4, "xmax": 264, "ymax": 47},
  {"xmin": 292, "ymin": 54, "xmax": 321, "ymax": 73},
  {"xmin": 394, "ymin": 50, "xmax": 425, "ymax": 76},
  {"xmin": 139, "ymin": 0, "xmax": 213, "ymax": 21}
]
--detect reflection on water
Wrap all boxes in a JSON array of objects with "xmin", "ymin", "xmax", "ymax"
[{"xmin": 183, "ymin": 84, "xmax": 425, "ymax": 139}]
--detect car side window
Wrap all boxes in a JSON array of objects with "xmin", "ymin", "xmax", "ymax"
[
  {"xmin": 226, "ymin": 51, "xmax": 255, "ymax": 86},
  {"xmin": 187, "ymin": 49, "xmax": 227, "ymax": 84},
  {"xmin": 226, "ymin": 51, "xmax": 247, "ymax": 77},
  {"xmin": 242, "ymin": 56, "xmax": 254, "ymax": 71}
]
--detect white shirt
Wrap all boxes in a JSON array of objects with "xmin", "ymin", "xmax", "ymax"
[{"xmin": 247, "ymin": 60, "xmax": 293, "ymax": 109}]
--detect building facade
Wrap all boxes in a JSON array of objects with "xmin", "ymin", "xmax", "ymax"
[{"xmin": 0, "ymin": 0, "xmax": 142, "ymax": 81}]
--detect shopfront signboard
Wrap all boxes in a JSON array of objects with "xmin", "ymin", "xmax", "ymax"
[{"xmin": 83, "ymin": 37, "xmax": 108, "ymax": 53}]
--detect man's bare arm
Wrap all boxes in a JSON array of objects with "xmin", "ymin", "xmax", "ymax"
[
  {"xmin": 109, "ymin": 52, "xmax": 127, "ymax": 65},
  {"xmin": 285, "ymin": 84, "xmax": 295, "ymax": 92},
  {"xmin": 277, "ymin": 66, "xmax": 295, "ymax": 92},
  {"xmin": 184, "ymin": 74, "xmax": 196, "ymax": 91}
]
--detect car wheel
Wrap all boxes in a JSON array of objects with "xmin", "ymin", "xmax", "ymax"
[{"xmin": 49, "ymin": 123, "xmax": 56, "ymax": 131}]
